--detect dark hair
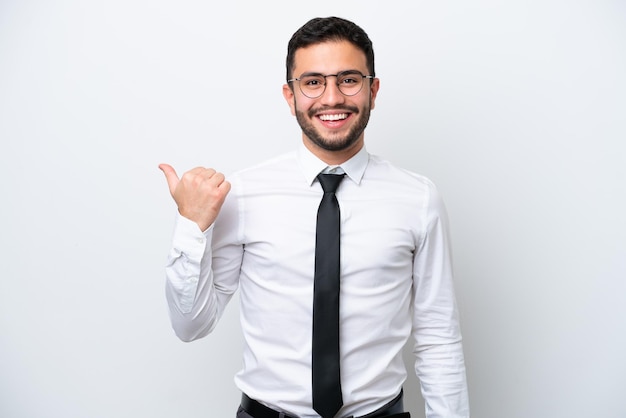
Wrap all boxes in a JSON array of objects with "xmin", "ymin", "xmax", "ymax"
[{"xmin": 286, "ymin": 17, "xmax": 375, "ymax": 82}]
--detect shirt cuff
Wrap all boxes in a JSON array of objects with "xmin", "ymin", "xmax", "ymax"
[{"xmin": 171, "ymin": 213, "xmax": 213, "ymax": 262}]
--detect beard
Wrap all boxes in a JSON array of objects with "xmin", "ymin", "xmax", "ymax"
[{"xmin": 295, "ymin": 100, "xmax": 372, "ymax": 152}]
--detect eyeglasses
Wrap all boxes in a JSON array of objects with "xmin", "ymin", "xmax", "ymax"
[{"xmin": 288, "ymin": 70, "xmax": 374, "ymax": 99}]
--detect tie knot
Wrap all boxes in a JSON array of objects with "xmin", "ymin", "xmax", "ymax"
[{"xmin": 317, "ymin": 173, "xmax": 345, "ymax": 194}]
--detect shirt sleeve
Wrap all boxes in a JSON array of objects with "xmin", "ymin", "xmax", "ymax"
[
  {"xmin": 164, "ymin": 190, "xmax": 243, "ymax": 342},
  {"xmin": 411, "ymin": 182, "xmax": 470, "ymax": 417}
]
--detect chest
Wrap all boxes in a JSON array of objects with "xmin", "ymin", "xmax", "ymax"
[{"xmin": 239, "ymin": 189, "xmax": 421, "ymax": 286}]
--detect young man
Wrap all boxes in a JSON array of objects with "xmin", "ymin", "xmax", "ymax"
[{"xmin": 160, "ymin": 17, "xmax": 469, "ymax": 418}]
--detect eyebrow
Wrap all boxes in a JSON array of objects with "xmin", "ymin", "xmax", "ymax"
[{"xmin": 298, "ymin": 69, "xmax": 363, "ymax": 78}]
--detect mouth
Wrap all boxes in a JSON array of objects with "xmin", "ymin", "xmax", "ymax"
[
  {"xmin": 318, "ymin": 113, "xmax": 349, "ymax": 122},
  {"xmin": 308, "ymin": 105, "xmax": 359, "ymax": 129}
]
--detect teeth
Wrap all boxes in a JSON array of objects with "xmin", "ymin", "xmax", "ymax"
[{"xmin": 319, "ymin": 113, "xmax": 348, "ymax": 121}]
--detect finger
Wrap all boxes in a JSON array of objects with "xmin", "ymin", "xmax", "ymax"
[
  {"xmin": 207, "ymin": 171, "xmax": 226, "ymax": 186},
  {"xmin": 184, "ymin": 167, "xmax": 216, "ymax": 182},
  {"xmin": 158, "ymin": 163, "xmax": 180, "ymax": 195},
  {"xmin": 219, "ymin": 179, "xmax": 232, "ymax": 195}
]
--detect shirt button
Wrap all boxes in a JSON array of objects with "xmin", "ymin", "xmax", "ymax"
[{"xmin": 329, "ymin": 167, "xmax": 337, "ymax": 174}]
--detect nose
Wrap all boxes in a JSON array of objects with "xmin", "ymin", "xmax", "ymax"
[{"xmin": 320, "ymin": 76, "xmax": 345, "ymax": 106}]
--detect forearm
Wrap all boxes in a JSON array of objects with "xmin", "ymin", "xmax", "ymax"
[
  {"xmin": 411, "ymin": 289, "xmax": 469, "ymax": 417},
  {"xmin": 164, "ymin": 214, "xmax": 239, "ymax": 342},
  {"xmin": 414, "ymin": 339, "xmax": 469, "ymax": 418}
]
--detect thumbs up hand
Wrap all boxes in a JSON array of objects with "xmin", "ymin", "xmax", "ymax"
[{"xmin": 159, "ymin": 163, "xmax": 231, "ymax": 231}]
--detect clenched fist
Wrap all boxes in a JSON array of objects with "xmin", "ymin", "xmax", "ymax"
[{"xmin": 159, "ymin": 163, "xmax": 231, "ymax": 231}]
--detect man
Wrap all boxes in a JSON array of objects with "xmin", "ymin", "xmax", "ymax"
[{"xmin": 160, "ymin": 16, "xmax": 469, "ymax": 418}]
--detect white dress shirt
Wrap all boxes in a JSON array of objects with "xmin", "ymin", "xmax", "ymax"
[{"xmin": 165, "ymin": 144, "xmax": 469, "ymax": 418}]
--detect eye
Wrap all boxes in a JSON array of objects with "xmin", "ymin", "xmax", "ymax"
[
  {"xmin": 340, "ymin": 77, "xmax": 358, "ymax": 85},
  {"xmin": 302, "ymin": 76, "xmax": 325, "ymax": 87}
]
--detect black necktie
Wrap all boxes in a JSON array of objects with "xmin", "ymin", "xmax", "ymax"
[{"xmin": 312, "ymin": 173, "xmax": 345, "ymax": 418}]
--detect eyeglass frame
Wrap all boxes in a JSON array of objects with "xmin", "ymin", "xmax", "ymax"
[{"xmin": 287, "ymin": 70, "xmax": 375, "ymax": 99}]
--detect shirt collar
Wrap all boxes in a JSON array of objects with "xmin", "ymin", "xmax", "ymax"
[{"xmin": 297, "ymin": 143, "xmax": 369, "ymax": 186}]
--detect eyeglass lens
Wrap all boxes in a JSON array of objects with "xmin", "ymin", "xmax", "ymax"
[{"xmin": 298, "ymin": 71, "xmax": 367, "ymax": 98}]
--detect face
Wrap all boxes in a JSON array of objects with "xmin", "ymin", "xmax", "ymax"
[{"xmin": 283, "ymin": 40, "xmax": 380, "ymax": 163}]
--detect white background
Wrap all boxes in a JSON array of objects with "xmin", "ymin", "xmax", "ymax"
[{"xmin": 1, "ymin": 1, "xmax": 625, "ymax": 417}]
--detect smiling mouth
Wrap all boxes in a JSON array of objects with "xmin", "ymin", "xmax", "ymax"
[{"xmin": 318, "ymin": 113, "xmax": 349, "ymax": 121}]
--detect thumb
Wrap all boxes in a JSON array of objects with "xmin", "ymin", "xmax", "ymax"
[{"xmin": 158, "ymin": 163, "xmax": 179, "ymax": 195}]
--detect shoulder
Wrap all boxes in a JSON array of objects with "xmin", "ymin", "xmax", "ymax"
[
  {"xmin": 235, "ymin": 151, "xmax": 298, "ymax": 176},
  {"xmin": 228, "ymin": 151, "xmax": 298, "ymax": 184},
  {"xmin": 366, "ymin": 153, "xmax": 439, "ymax": 194},
  {"xmin": 225, "ymin": 151, "xmax": 307, "ymax": 199}
]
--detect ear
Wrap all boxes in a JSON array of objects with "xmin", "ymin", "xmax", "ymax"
[
  {"xmin": 283, "ymin": 83, "xmax": 296, "ymax": 116},
  {"xmin": 369, "ymin": 77, "xmax": 380, "ymax": 110}
]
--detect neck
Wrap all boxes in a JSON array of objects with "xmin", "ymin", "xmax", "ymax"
[{"xmin": 302, "ymin": 137, "xmax": 364, "ymax": 166}]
